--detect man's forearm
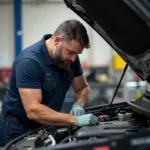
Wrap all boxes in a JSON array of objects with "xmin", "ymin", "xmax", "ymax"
[
  {"xmin": 75, "ymin": 86, "xmax": 90, "ymax": 107},
  {"xmin": 27, "ymin": 103, "xmax": 77, "ymax": 126}
]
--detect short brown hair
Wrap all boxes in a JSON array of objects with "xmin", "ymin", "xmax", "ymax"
[{"xmin": 52, "ymin": 19, "xmax": 90, "ymax": 48}]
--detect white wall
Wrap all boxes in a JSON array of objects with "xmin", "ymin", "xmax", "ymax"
[
  {"xmin": 90, "ymin": 29, "xmax": 112, "ymax": 66},
  {"xmin": 0, "ymin": 4, "xmax": 14, "ymax": 67},
  {"xmin": 0, "ymin": 1, "xmax": 112, "ymax": 67}
]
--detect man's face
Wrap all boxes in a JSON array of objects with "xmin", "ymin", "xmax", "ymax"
[{"xmin": 52, "ymin": 37, "xmax": 83, "ymax": 70}]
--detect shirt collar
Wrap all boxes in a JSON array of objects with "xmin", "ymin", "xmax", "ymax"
[{"xmin": 41, "ymin": 34, "xmax": 54, "ymax": 65}]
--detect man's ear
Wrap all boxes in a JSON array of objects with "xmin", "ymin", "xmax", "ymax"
[{"xmin": 53, "ymin": 36, "xmax": 61, "ymax": 46}]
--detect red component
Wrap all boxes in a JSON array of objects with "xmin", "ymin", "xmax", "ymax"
[
  {"xmin": 99, "ymin": 115, "xmax": 104, "ymax": 120},
  {"xmin": 0, "ymin": 68, "xmax": 12, "ymax": 84},
  {"xmin": 94, "ymin": 146, "xmax": 110, "ymax": 150}
]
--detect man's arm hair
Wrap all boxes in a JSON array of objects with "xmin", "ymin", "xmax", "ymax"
[
  {"xmin": 19, "ymin": 88, "xmax": 77, "ymax": 125},
  {"xmin": 72, "ymin": 75, "xmax": 90, "ymax": 107}
]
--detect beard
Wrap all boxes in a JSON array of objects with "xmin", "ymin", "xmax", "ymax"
[{"xmin": 52, "ymin": 47, "xmax": 72, "ymax": 71}]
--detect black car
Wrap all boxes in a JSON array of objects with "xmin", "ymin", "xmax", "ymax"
[{"xmin": 3, "ymin": 0, "xmax": 150, "ymax": 150}]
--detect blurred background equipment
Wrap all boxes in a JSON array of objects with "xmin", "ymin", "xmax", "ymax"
[{"xmin": 0, "ymin": 68, "xmax": 11, "ymax": 110}]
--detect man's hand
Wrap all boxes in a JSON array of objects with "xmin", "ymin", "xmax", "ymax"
[
  {"xmin": 75, "ymin": 114, "xmax": 99, "ymax": 127},
  {"xmin": 70, "ymin": 103, "xmax": 86, "ymax": 116}
]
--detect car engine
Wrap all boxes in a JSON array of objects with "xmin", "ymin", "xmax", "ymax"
[{"xmin": 4, "ymin": 101, "xmax": 150, "ymax": 150}]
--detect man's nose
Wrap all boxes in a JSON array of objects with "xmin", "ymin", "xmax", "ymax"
[{"xmin": 70, "ymin": 55, "xmax": 77, "ymax": 62}]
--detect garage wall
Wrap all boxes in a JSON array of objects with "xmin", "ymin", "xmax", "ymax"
[
  {"xmin": 0, "ymin": 4, "xmax": 14, "ymax": 67},
  {"xmin": 0, "ymin": 1, "xmax": 112, "ymax": 67},
  {"xmin": 22, "ymin": 2, "xmax": 91, "ymax": 65}
]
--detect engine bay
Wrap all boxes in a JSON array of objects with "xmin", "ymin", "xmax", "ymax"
[{"xmin": 4, "ymin": 102, "xmax": 150, "ymax": 150}]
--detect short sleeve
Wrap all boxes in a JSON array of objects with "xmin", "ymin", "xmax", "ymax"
[
  {"xmin": 73, "ymin": 56, "xmax": 83, "ymax": 77},
  {"xmin": 15, "ymin": 59, "xmax": 43, "ymax": 89}
]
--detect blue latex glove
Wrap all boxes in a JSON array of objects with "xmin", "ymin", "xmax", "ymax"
[
  {"xmin": 75, "ymin": 114, "xmax": 99, "ymax": 127},
  {"xmin": 70, "ymin": 103, "xmax": 85, "ymax": 116}
]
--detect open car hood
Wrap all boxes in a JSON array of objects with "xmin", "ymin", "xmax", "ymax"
[{"xmin": 64, "ymin": 0, "xmax": 150, "ymax": 82}]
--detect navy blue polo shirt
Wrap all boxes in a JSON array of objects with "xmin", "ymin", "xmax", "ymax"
[{"xmin": 2, "ymin": 34, "xmax": 83, "ymax": 128}]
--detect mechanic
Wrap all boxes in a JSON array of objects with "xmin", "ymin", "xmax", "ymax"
[{"xmin": 0, "ymin": 19, "xmax": 99, "ymax": 146}]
